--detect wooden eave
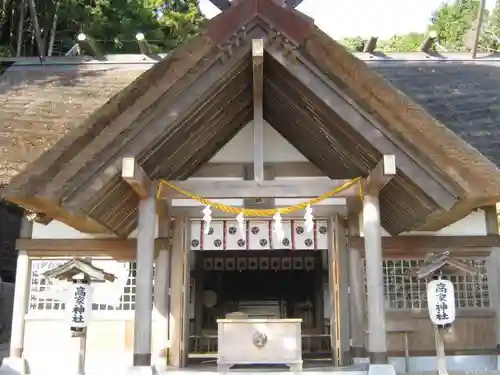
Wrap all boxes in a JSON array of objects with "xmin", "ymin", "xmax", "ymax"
[
  {"xmin": 3, "ymin": 0, "xmax": 500, "ymax": 237},
  {"xmin": 43, "ymin": 258, "xmax": 117, "ymax": 281}
]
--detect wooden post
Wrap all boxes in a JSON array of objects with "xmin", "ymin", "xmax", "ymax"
[
  {"xmin": 153, "ymin": 208, "xmax": 171, "ymax": 370},
  {"xmin": 348, "ymin": 215, "xmax": 366, "ymax": 359},
  {"xmin": 169, "ymin": 216, "xmax": 190, "ymax": 368},
  {"xmin": 328, "ymin": 215, "xmax": 351, "ymax": 366},
  {"xmin": 252, "ymin": 38, "xmax": 264, "ymax": 182},
  {"xmin": 433, "ymin": 326, "xmax": 448, "ymax": 375},
  {"xmin": 0, "ymin": 217, "xmax": 32, "ymax": 374},
  {"xmin": 362, "ymin": 155, "xmax": 395, "ymax": 365},
  {"xmin": 132, "ymin": 195, "xmax": 156, "ymax": 368},
  {"xmin": 75, "ymin": 275, "xmax": 90, "ymax": 375},
  {"xmin": 363, "ymin": 194, "xmax": 388, "ymax": 364}
]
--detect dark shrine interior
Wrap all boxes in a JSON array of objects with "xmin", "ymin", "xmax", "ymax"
[{"xmin": 189, "ymin": 251, "xmax": 331, "ymax": 358}]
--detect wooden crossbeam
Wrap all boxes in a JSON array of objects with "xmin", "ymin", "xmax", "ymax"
[
  {"xmin": 364, "ymin": 154, "xmax": 396, "ymax": 195},
  {"xmin": 252, "ymin": 39, "xmax": 264, "ymax": 182},
  {"xmin": 121, "ymin": 157, "xmax": 152, "ymax": 198},
  {"xmin": 191, "ymin": 162, "xmax": 325, "ymax": 178},
  {"xmin": 348, "ymin": 235, "xmax": 500, "ymax": 250},
  {"xmin": 158, "ymin": 179, "xmax": 358, "ymax": 199}
]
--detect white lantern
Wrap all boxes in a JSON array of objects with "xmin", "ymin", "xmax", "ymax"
[
  {"xmin": 427, "ymin": 279, "xmax": 456, "ymax": 325},
  {"xmin": 68, "ymin": 282, "xmax": 91, "ymax": 329}
]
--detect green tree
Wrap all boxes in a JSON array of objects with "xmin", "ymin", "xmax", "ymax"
[
  {"xmin": 378, "ymin": 33, "xmax": 427, "ymax": 52},
  {"xmin": 339, "ymin": 36, "xmax": 365, "ymax": 52},
  {"xmin": 481, "ymin": 0, "xmax": 500, "ymax": 51},
  {"xmin": 154, "ymin": 0, "xmax": 206, "ymax": 50},
  {"xmin": 430, "ymin": 0, "xmax": 480, "ymax": 51},
  {"xmin": 0, "ymin": 0, "xmax": 205, "ymax": 56}
]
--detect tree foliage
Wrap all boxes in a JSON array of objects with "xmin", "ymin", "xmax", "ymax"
[
  {"xmin": 430, "ymin": 0, "xmax": 480, "ymax": 51},
  {"xmin": 481, "ymin": 0, "xmax": 500, "ymax": 52},
  {"xmin": 0, "ymin": 0, "xmax": 205, "ymax": 56},
  {"xmin": 341, "ymin": 0, "xmax": 484, "ymax": 53},
  {"xmin": 378, "ymin": 33, "xmax": 427, "ymax": 52},
  {"xmin": 339, "ymin": 37, "xmax": 365, "ymax": 52}
]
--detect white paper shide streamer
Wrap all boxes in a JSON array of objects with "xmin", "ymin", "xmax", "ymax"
[
  {"xmin": 304, "ymin": 204, "xmax": 314, "ymax": 232},
  {"xmin": 236, "ymin": 212, "xmax": 245, "ymax": 238},
  {"xmin": 273, "ymin": 212, "xmax": 285, "ymax": 243},
  {"xmin": 202, "ymin": 205, "xmax": 212, "ymax": 234}
]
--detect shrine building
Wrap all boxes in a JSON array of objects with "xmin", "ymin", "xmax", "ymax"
[{"xmin": 2, "ymin": 0, "xmax": 500, "ymax": 374}]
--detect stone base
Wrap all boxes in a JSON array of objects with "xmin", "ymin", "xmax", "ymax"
[
  {"xmin": 126, "ymin": 365, "xmax": 156, "ymax": 375},
  {"xmin": 368, "ymin": 364, "xmax": 396, "ymax": 375},
  {"xmin": 0, "ymin": 357, "xmax": 29, "ymax": 375}
]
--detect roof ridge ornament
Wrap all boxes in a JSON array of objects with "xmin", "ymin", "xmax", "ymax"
[{"xmin": 208, "ymin": 0, "xmax": 304, "ymax": 11}]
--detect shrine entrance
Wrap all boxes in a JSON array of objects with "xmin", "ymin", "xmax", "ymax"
[{"xmin": 188, "ymin": 249, "xmax": 330, "ymax": 361}]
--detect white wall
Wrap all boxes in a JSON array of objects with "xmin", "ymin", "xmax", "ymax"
[{"xmin": 209, "ymin": 121, "xmax": 307, "ymax": 163}]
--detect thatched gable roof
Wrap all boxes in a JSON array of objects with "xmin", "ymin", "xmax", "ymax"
[
  {"xmin": 3, "ymin": 56, "xmax": 500, "ymax": 188},
  {"xmin": 1, "ymin": 0, "xmax": 500, "ymax": 235},
  {"xmin": 0, "ymin": 61, "xmax": 151, "ymax": 185}
]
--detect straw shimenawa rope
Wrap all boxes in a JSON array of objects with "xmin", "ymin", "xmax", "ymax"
[{"xmin": 157, "ymin": 177, "xmax": 363, "ymax": 217}]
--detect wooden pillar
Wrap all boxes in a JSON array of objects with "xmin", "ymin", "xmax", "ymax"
[
  {"xmin": 328, "ymin": 215, "xmax": 351, "ymax": 366},
  {"xmin": 169, "ymin": 216, "xmax": 190, "ymax": 368},
  {"xmin": 362, "ymin": 194, "xmax": 388, "ymax": 364},
  {"xmin": 252, "ymin": 38, "xmax": 264, "ymax": 183},
  {"xmin": 348, "ymin": 214, "xmax": 366, "ymax": 359},
  {"xmin": 0, "ymin": 216, "xmax": 32, "ymax": 375},
  {"xmin": 153, "ymin": 211, "xmax": 171, "ymax": 370},
  {"xmin": 484, "ymin": 205, "xmax": 500, "ymax": 367},
  {"xmin": 132, "ymin": 195, "xmax": 156, "ymax": 367}
]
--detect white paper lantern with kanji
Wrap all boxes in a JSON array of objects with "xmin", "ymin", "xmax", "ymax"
[
  {"xmin": 68, "ymin": 282, "xmax": 91, "ymax": 329},
  {"xmin": 427, "ymin": 279, "xmax": 456, "ymax": 326}
]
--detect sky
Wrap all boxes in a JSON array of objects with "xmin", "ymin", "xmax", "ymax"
[{"xmin": 198, "ymin": 0, "xmax": 497, "ymax": 39}]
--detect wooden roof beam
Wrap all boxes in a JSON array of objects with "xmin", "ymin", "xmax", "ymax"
[
  {"xmin": 363, "ymin": 36, "xmax": 378, "ymax": 53},
  {"xmin": 158, "ymin": 179, "xmax": 359, "ymax": 199},
  {"xmin": 348, "ymin": 235, "xmax": 500, "ymax": 251},
  {"xmin": 191, "ymin": 162, "xmax": 325, "ymax": 179},
  {"xmin": 364, "ymin": 155, "xmax": 396, "ymax": 196},
  {"xmin": 77, "ymin": 33, "xmax": 104, "ymax": 60},
  {"xmin": 252, "ymin": 39, "xmax": 264, "ymax": 182},
  {"xmin": 121, "ymin": 157, "xmax": 152, "ymax": 199},
  {"xmin": 136, "ymin": 33, "xmax": 152, "ymax": 55},
  {"xmin": 265, "ymin": 43, "xmax": 458, "ymax": 210}
]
